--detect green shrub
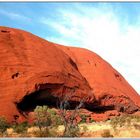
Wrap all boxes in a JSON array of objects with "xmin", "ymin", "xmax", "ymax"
[
  {"xmin": 0, "ymin": 116, "xmax": 10, "ymax": 133},
  {"xmin": 80, "ymin": 114, "xmax": 87, "ymax": 123},
  {"xmin": 34, "ymin": 106, "xmax": 52, "ymax": 129},
  {"xmin": 47, "ymin": 108, "xmax": 63, "ymax": 126},
  {"xmin": 47, "ymin": 109, "xmax": 56, "ymax": 115},
  {"xmin": 33, "ymin": 105, "xmax": 60, "ymax": 137},
  {"xmin": 89, "ymin": 118, "xmax": 95, "ymax": 123},
  {"xmin": 12, "ymin": 121, "xmax": 29, "ymax": 133},
  {"xmin": 52, "ymin": 114, "xmax": 63, "ymax": 126},
  {"xmin": 79, "ymin": 114, "xmax": 94, "ymax": 123},
  {"xmin": 34, "ymin": 106, "xmax": 63, "ymax": 128}
]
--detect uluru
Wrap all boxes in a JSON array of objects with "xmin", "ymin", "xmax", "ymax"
[{"xmin": 0, "ymin": 26, "xmax": 140, "ymax": 123}]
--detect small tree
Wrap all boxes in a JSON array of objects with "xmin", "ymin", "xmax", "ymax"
[{"xmin": 58, "ymin": 90, "xmax": 93, "ymax": 137}]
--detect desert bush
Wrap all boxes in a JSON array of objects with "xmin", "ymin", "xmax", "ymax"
[
  {"xmin": 89, "ymin": 118, "xmax": 95, "ymax": 123},
  {"xmin": 101, "ymin": 129, "xmax": 113, "ymax": 137},
  {"xmin": 34, "ymin": 106, "xmax": 52, "ymax": 129},
  {"xmin": 80, "ymin": 114, "xmax": 87, "ymax": 123},
  {"xmin": 33, "ymin": 105, "xmax": 62, "ymax": 137},
  {"xmin": 47, "ymin": 108, "xmax": 63, "ymax": 126},
  {"xmin": 79, "ymin": 114, "xmax": 94, "ymax": 124},
  {"xmin": 33, "ymin": 126, "xmax": 59, "ymax": 137},
  {"xmin": 129, "ymin": 114, "xmax": 140, "ymax": 122},
  {"xmin": 110, "ymin": 114, "xmax": 140, "ymax": 130},
  {"xmin": 133, "ymin": 123, "xmax": 140, "ymax": 130},
  {"xmin": 110, "ymin": 115, "xmax": 126, "ymax": 130},
  {"xmin": 33, "ymin": 129, "xmax": 49, "ymax": 137},
  {"xmin": 0, "ymin": 116, "xmax": 10, "ymax": 133},
  {"xmin": 33, "ymin": 105, "xmax": 52, "ymax": 137},
  {"xmin": 34, "ymin": 106, "xmax": 63, "ymax": 127},
  {"xmin": 12, "ymin": 121, "xmax": 29, "ymax": 134}
]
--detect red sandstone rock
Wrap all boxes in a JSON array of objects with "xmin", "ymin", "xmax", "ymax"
[
  {"xmin": 0, "ymin": 26, "xmax": 92, "ymax": 123},
  {"xmin": 90, "ymin": 113, "xmax": 108, "ymax": 122},
  {"xmin": 56, "ymin": 45, "xmax": 140, "ymax": 115},
  {"xmin": 105, "ymin": 110, "xmax": 120, "ymax": 117},
  {"xmin": 0, "ymin": 26, "xmax": 140, "ymax": 123}
]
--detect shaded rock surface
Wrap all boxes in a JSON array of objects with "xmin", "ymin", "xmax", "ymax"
[{"xmin": 0, "ymin": 26, "xmax": 140, "ymax": 123}]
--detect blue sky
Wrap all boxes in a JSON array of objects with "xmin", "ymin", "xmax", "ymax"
[{"xmin": 0, "ymin": 2, "xmax": 140, "ymax": 94}]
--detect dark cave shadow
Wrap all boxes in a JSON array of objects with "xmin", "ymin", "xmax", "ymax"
[{"xmin": 16, "ymin": 89, "xmax": 115, "ymax": 115}]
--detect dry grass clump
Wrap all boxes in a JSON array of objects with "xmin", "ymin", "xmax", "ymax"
[
  {"xmin": 101, "ymin": 129, "xmax": 113, "ymax": 137},
  {"xmin": 110, "ymin": 114, "xmax": 140, "ymax": 130}
]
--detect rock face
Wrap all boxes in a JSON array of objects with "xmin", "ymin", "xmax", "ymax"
[
  {"xmin": 0, "ymin": 26, "xmax": 140, "ymax": 123},
  {"xmin": 0, "ymin": 26, "xmax": 93, "ymax": 123},
  {"xmin": 56, "ymin": 45, "xmax": 140, "ymax": 121}
]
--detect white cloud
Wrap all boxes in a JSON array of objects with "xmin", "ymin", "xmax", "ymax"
[{"xmin": 41, "ymin": 4, "xmax": 140, "ymax": 94}]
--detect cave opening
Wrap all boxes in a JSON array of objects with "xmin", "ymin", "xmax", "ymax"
[
  {"xmin": 85, "ymin": 103, "xmax": 115, "ymax": 113},
  {"xmin": 16, "ymin": 89, "xmax": 85, "ymax": 114},
  {"xmin": 16, "ymin": 89, "xmax": 58, "ymax": 113},
  {"xmin": 16, "ymin": 89, "xmax": 116, "ymax": 116}
]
